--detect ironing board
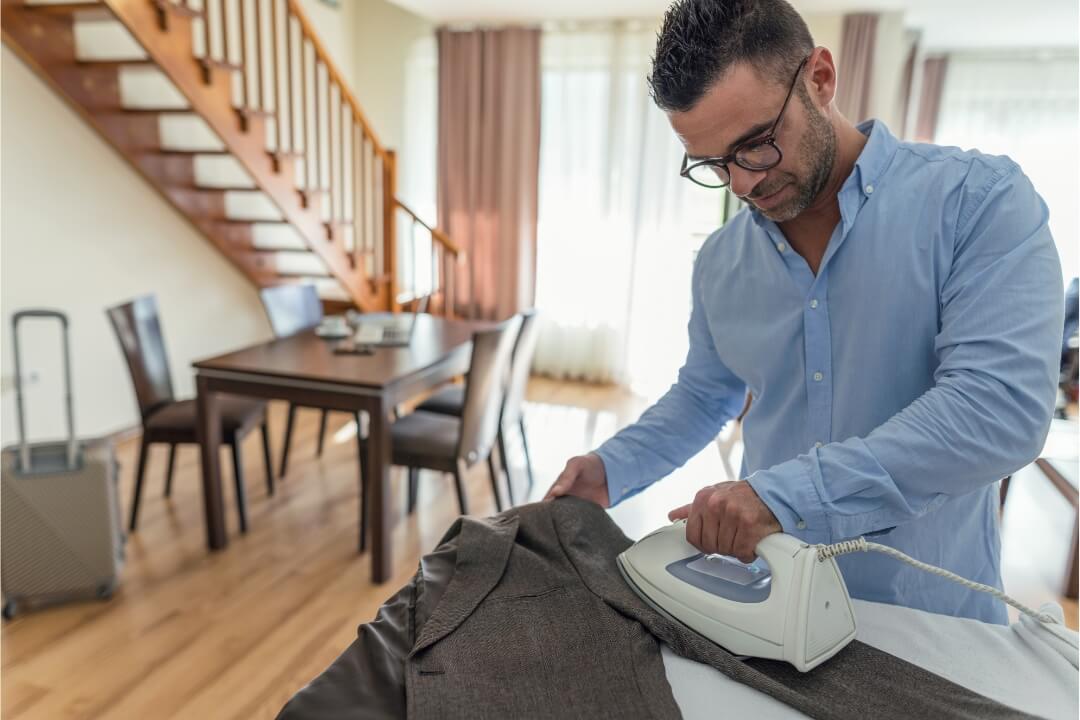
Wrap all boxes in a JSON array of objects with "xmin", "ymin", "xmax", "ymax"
[
  {"xmin": 664, "ymin": 598, "xmax": 1079, "ymax": 720},
  {"xmin": 606, "ymin": 466, "xmax": 1079, "ymax": 720}
]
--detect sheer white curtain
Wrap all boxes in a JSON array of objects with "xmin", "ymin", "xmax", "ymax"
[
  {"xmin": 934, "ymin": 52, "xmax": 1078, "ymax": 280},
  {"xmin": 533, "ymin": 23, "xmax": 725, "ymax": 394}
]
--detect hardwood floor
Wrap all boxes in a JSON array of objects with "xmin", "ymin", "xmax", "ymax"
[{"xmin": 1, "ymin": 378, "xmax": 1075, "ymax": 719}]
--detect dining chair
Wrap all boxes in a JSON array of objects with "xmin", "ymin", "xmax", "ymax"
[
  {"xmin": 416, "ymin": 309, "xmax": 539, "ymax": 503},
  {"xmin": 259, "ymin": 284, "xmax": 364, "ymax": 478},
  {"xmin": 107, "ymin": 295, "xmax": 272, "ymax": 533},
  {"xmin": 362, "ymin": 316, "xmax": 521, "ymax": 533}
]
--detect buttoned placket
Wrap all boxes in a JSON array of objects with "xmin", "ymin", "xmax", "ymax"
[{"xmin": 757, "ymin": 173, "xmax": 875, "ymax": 455}]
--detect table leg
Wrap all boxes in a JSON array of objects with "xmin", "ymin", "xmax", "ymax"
[
  {"xmin": 196, "ymin": 374, "xmax": 227, "ymax": 550},
  {"xmin": 365, "ymin": 400, "xmax": 393, "ymax": 582}
]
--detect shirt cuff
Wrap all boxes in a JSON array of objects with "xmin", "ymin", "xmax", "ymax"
[
  {"xmin": 592, "ymin": 438, "xmax": 643, "ymax": 507},
  {"xmin": 746, "ymin": 453, "xmax": 832, "ymax": 545}
]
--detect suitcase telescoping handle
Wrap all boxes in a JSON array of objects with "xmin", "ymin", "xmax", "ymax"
[{"xmin": 11, "ymin": 310, "xmax": 78, "ymax": 473}]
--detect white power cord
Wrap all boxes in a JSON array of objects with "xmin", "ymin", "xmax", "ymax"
[{"xmin": 816, "ymin": 537, "xmax": 1061, "ymax": 626}]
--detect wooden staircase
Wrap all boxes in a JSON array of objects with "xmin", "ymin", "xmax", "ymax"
[{"xmin": 2, "ymin": 0, "xmax": 460, "ymax": 313}]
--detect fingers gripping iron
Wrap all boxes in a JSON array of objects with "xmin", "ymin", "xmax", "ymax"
[{"xmin": 617, "ymin": 521, "xmax": 857, "ymax": 672}]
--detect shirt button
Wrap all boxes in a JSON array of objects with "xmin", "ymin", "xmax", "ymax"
[
  {"xmin": 865, "ymin": 184, "xmax": 874, "ymax": 194},
  {"xmin": 809, "ymin": 299, "xmax": 819, "ymax": 309},
  {"xmin": 796, "ymin": 520, "xmax": 807, "ymax": 530},
  {"xmin": 776, "ymin": 242, "xmax": 786, "ymax": 252},
  {"xmin": 813, "ymin": 372, "xmax": 824, "ymax": 382}
]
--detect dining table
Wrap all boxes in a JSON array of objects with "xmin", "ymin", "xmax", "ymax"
[{"xmin": 192, "ymin": 313, "xmax": 488, "ymax": 583}]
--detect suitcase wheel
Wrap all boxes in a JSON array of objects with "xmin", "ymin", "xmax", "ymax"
[
  {"xmin": 3, "ymin": 601, "xmax": 17, "ymax": 620},
  {"xmin": 96, "ymin": 584, "xmax": 114, "ymax": 601}
]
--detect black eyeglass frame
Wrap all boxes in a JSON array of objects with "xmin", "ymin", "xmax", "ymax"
[{"xmin": 680, "ymin": 55, "xmax": 811, "ymax": 189}]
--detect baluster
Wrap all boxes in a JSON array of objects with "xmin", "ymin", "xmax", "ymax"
[
  {"xmin": 285, "ymin": 13, "xmax": 295, "ymax": 152},
  {"xmin": 254, "ymin": 0, "xmax": 265, "ymax": 110},
  {"xmin": 202, "ymin": 0, "xmax": 212, "ymax": 61},
  {"xmin": 340, "ymin": 93, "xmax": 348, "ymax": 232},
  {"xmin": 271, "ymin": 0, "xmax": 283, "ymax": 153},
  {"xmin": 354, "ymin": 122, "xmax": 362, "ymax": 267},
  {"xmin": 374, "ymin": 151, "xmax": 384, "ymax": 283},
  {"xmin": 220, "ymin": 0, "xmax": 229, "ymax": 66},
  {"xmin": 328, "ymin": 84, "xmax": 336, "ymax": 226},
  {"xmin": 382, "ymin": 150, "xmax": 396, "ymax": 307},
  {"xmin": 238, "ymin": 0, "xmax": 249, "ymax": 108},
  {"xmin": 313, "ymin": 58, "xmax": 321, "ymax": 196},
  {"xmin": 366, "ymin": 138, "xmax": 376, "ymax": 267}
]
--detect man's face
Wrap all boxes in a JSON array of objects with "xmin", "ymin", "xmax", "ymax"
[{"xmin": 669, "ymin": 61, "xmax": 836, "ymax": 222}]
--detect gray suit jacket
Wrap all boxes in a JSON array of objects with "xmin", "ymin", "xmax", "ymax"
[{"xmin": 279, "ymin": 497, "xmax": 1039, "ymax": 719}]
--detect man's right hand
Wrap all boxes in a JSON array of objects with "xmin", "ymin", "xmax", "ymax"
[{"xmin": 543, "ymin": 453, "xmax": 611, "ymax": 508}]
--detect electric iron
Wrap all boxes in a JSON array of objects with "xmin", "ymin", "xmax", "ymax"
[
  {"xmin": 617, "ymin": 520, "xmax": 856, "ymax": 672},
  {"xmin": 618, "ymin": 520, "xmax": 1067, "ymax": 673}
]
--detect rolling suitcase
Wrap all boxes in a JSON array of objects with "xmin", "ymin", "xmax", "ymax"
[{"xmin": 2, "ymin": 310, "xmax": 124, "ymax": 619}]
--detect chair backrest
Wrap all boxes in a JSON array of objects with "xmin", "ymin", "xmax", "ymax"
[
  {"xmin": 501, "ymin": 309, "xmax": 540, "ymax": 426},
  {"xmin": 457, "ymin": 316, "xmax": 523, "ymax": 467},
  {"xmin": 259, "ymin": 284, "xmax": 324, "ymax": 338},
  {"xmin": 106, "ymin": 295, "xmax": 175, "ymax": 422}
]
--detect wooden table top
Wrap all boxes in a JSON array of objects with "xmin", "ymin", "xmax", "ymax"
[{"xmin": 193, "ymin": 315, "xmax": 487, "ymax": 390}]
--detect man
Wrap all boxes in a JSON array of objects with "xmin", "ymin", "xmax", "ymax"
[{"xmin": 545, "ymin": 0, "xmax": 1064, "ymax": 624}]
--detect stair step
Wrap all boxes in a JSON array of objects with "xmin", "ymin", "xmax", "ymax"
[
  {"xmin": 299, "ymin": 187, "xmax": 326, "ymax": 208},
  {"xmin": 72, "ymin": 8, "xmax": 145, "ymax": 60},
  {"xmin": 210, "ymin": 218, "xmax": 290, "ymax": 226},
  {"xmin": 200, "ymin": 59, "xmax": 243, "ymax": 72},
  {"xmin": 271, "ymin": 150, "xmax": 305, "ymax": 168},
  {"xmin": 166, "ymin": 183, "xmax": 258, "ymax": 192},
  {"xmin": 24, "ymin": 2, "xmax": 109, "ymax": 15},
  {"xmin": 225, "ymin": 191, "xmax": 282, "ymax": 222},
  {"xmin": 143, "ymin": 149, "xmax": 232, "ymax": 157},
  {"xmin": 93, "ymin": 106, "xmax": 193, "ymax": 114},
  {"xmin": 266, "ymin": 251, "xmax": 332, "ymax": 277},
  {"xmin": 76, "ymin": 59, "xmax": 155, "ymax": 69},
  {"xmin": 152, "ymin": 0, "xmax": 202, "ymax": 18},
  {"xmin": 237, "ymin": 107, "xmax": 273, "ymax": 131}
]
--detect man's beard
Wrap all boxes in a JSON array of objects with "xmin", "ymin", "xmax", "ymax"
[{"xmin": 751, "ymin": 94, "xmax": 836, "ymax": 222}]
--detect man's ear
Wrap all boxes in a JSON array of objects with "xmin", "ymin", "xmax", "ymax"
[{"xmin": 807, "ymin": 46, "xmax": 838, "ymax": 109}]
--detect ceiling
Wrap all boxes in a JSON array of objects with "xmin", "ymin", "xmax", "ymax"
[{"xmin": 387, "ymin": 0, "xmax": 1080, "ymax": 50}]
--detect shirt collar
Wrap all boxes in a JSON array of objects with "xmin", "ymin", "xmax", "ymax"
[
  {"xmin": 851, "ymin": 119, "xmax": 898, "ymax": 198},
  {"xmin": 747, "ymin": 119, "xmax": 899, "ymax": 231}
]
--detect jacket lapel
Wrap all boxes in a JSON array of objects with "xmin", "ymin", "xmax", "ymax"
[{"xmin": 409, "ymin": 513, "xmax": 519, "ymax": 657}]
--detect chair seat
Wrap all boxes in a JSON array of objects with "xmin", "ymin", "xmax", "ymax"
[
  {"xmin": 415, "ymin": 385, "xmax": 465, "ymax": 416},
  {"xmin": 389, "ymin": 411, "xmax": 460, "ymax": 468},
  {"xmin": 146, "ymin": 396, "xmax": 267, "ymax": 439}
]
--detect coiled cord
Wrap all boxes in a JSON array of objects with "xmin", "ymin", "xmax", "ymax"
[{"xmin": 816, "ymin": 538, "xmax": 1061, "ymax": 625}]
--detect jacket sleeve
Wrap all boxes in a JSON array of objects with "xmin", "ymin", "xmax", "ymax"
[
  {"xmin": 275, "ymin": 573, "xmax": 417, "ymax": 720},
  {"xmin": 276, "ymin": 528, "xmax": 465, "ymax": 719}
]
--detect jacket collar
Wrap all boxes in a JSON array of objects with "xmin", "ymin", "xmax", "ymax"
[{"xmin": 409, "ymin": 513, "xmax": 520, "ymax": 657}]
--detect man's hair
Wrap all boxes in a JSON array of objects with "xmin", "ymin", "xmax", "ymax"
[{"xmin": 648, "ymin": 0, "xmax": 815, "ymax": 112}]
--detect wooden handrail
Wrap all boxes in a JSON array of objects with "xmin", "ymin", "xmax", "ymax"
[
  {"xmin": 284, "ymin": 0, "xmax": 387, "ymax": 160},
  {"xmin": 394, "ymin": 199, "xmax": 461, "ymax": 257}
]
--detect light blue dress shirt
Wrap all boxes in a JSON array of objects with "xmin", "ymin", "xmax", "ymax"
[{"xmin": 595, "ymin": 121, "xmax": 1064, "ymax": 624}]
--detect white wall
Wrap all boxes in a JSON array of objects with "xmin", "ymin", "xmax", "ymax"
[
  {"xmin": 350, "ymin": 0, "xmax": 435, "ymax": 152},
  {"xmin": 866, "ymin": 11, "xmax": 907, "ymax": 131},
  {"xmin": 298, "ymin": 0, "xmax": 360, "ymax": 88},
  {"xmin": 804, "ymin": 12, "xmax": 845, "ymax": 67},
  {"xmin": 1, "ymin": 47, "xmax": 272, "ymax": 443},
  {"xmin": 805, "ymin": 10, "xmax": 909, "ymax": 130}
]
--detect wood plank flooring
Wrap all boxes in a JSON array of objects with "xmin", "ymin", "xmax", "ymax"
[{"xmin": 1, "ymin": 378, "xmax": 1075, "ymax": 718}]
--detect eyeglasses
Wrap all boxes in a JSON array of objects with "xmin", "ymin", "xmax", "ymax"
[{"xmin": 680, "ymin": 56, "xmax": 810, "ymax": 189}]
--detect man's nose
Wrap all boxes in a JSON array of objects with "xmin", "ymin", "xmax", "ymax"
[{"xmin": 728, "ymin": 165, "xmax": 767, "ymax": 198}]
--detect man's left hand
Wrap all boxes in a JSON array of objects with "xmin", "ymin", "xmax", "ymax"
[{"xmin": 668, "ymin": 481, "xmax": 782, "ymax": 563}]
